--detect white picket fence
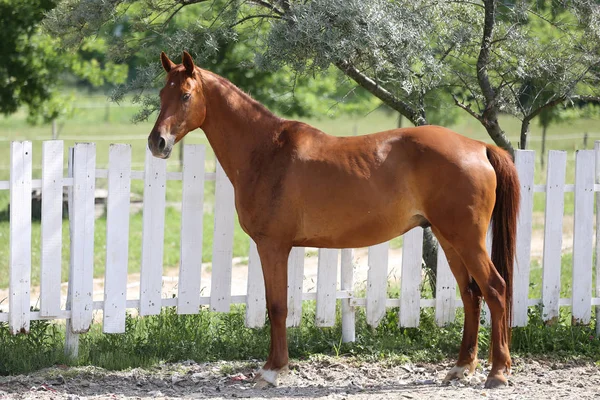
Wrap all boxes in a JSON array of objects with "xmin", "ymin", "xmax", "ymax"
[{"xmin": 1, "ymin": 140, "xmax": 600, "ymax": 352}]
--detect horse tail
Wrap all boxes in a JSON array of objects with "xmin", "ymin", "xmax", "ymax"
[{"xmin": 486, "ymin": 145, "xmax": 520, "ymax": 343}]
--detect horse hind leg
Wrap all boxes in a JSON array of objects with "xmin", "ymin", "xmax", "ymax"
[
  {"xmin": 434, "ymin": 234, "xmax": 483, "ymax": 382},
  {"xmin": 453, "ymin": 242, "xmax": 511, "ymax": 388}
]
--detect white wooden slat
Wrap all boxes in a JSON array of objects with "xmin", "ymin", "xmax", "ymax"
[
  {"xmin": 40, "ymin": 141, "xmax": 64, "ymax": 317},
  {"xmin": 69, "ymin": 143, "xmax": 96, "ymax": 333},
  {"xmin": 341, "ymin": 248, "xmax": 355, "ymax": 342},
  {"xmin": 177, "ymin": 145, "xmax": 205, "ymax": 314},
  {"xmin": 315, "ymin": 248, "xmax": 338, "ymax": 327},
  {"xmin": 513, "ymin": 150, "xmax": 535, "ymax": 327},
  {"xmin": 542, "ymin": 150, "xmax": 567, "ymax": 322},
  {"xmin": 103, "ymin": 144, "xmax": 131, "ymax": 333},
  {"xmin": 366, "ymin": 242, "xmax": 388, "ymax": 327},
  {"xmin": 435, "ymin": 244, "xmax": 456, "ymax": 326},
  {"xmin": 9, "ymin": 141, "xmax": 32, "ymax": 334},
  {"xmin": 572, "ymin": 150, "xmax": 595, "ymax": 324},
  {"xmin": 245, "ymin": 240, "xmax": 266, "ymax": 327},
  {"xmin": 210, "ymin": 161, "xmax": 235, "ymax": 312},
  {"xmin": 65, "ymin": 147, "xmax": 79, "ymax": 358},
  {"xmin": 286, "ymin": 247, "xmax": 305, "ymax": 327},
  {"xmin": 596, "ymin": 141, "xmax": 600, "ymax": 336},
  {"xmin": 399, "ymin": 227, "xmax": 423, "ymax": 327},
  {"xmin": 139, "ymin": 149, "xmax": 167, "ymax": 316}
]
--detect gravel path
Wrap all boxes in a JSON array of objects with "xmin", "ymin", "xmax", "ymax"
[{"xmin": 1, "ymin": 356, "xmax": 599, "ymax": 399}]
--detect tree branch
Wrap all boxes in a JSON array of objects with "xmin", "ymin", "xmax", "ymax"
[
  {"xmin": 452, "ymin": 95, "xmax": 483, "ymax": 122},
  {"xmin": 230, "ymin": 14, "xmax": 282, "ymax": 28},
  {"xmin": 247, "ymin": 0, "xmax": 284, "ymax": 16},
  {"xmin": 335, "ymin": 60, "xmax": 426, "ymax": 126}
]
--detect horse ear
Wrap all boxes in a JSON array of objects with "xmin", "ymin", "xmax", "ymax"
[
  {"xmin": 182, "ymin": 51, "xmax": 195, "ymax": 76},
  {"xmin": 161, "ymin": 52, "xmax": 175, "ymax": 73}
]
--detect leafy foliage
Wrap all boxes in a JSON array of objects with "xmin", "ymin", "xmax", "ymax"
[
  {"xmin": 45, "ymin": 0, "xmax": 379, "ymax": 122},
  {"xmin": 0, "ymin": 0, "xmax": 128, "ymax": 122}
]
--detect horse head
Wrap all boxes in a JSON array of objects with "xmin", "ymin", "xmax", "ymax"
[{"xmin": 148, "ymin": 51, "xmax": 206, "ymax": 159}]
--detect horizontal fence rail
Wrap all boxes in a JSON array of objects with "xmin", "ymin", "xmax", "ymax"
[{"xmin": 1, "ymin": 140, "xmax": 600, "ymax": 349}]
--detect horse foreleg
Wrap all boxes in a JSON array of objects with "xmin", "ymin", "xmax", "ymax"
[{"xmin": 255, "ymin": 241, "xmax": 292, "ymax": 386}]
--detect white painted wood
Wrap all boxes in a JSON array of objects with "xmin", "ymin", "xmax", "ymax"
[
  {"xmin": 435, "ymin": 244, "xmax": 456, "ymax": 326},
  {"xmin": 139, "ymin": 149, "xmax": 167, "ymax": 316},
  {"xmin": 9, "ymin": 141, "xmax": 32, "ymax": 334},
  {"xmin": 542, "ymin": 151, "xmax": 567, "ymax": 322},
  {"xmin": 400, "ymin": 228, "xmax": 423, "ymax": 327},
  {"xmin": 210, "ymin": 161, "xmax": 235, "ymax": 312},
  {"xmin": 40, "ymin": 140, "xmax": 64, "ymax": 317},
  {"xmin": 69, "ymin": 143, "xmax": 96, "ymax": 333},
  {"xmin": 513, "ymin": 150, "xmax": 535, "ymax": 327},
  {"xmin": 103, "ymin": 144, "xmax": 131, "ymax": 333},
  {"xmin": 64, "ymin": 147, "xmax": 79, "ymax": 358},
  {"xmin": 316, "ymin": 248, "xmax": 338, "ymax": 327},
  {"xmin": 340, "ymin": 248, "xmax": 355, "ymax": 342},
  {"xmin": 178, "ymin": 145, "xmax": 205, "ymax": 314},
  {"xmin": 596, "ymin": 142, "xmax": 600, "ymax": 336},
  {"xmin": 366, "ymin": 242, "xmax": 388, "ymax": 327},
  {"xmin": 245, "ymin": 240, "xmax": 266, "ymax": 327},
  {"xmin": 572, "ymin": 150, "xmax": 594, "ymax": 324},
  {"xmin": 286, "ymin": 247, "xmax": 305, "ymax": 327}
]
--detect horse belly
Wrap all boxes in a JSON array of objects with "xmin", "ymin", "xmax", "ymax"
[{"xmin": 293, "ymin": 200, "xmax": 419, "ymax": 249}]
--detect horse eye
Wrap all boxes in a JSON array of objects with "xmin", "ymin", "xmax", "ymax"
[{"xmin": 182, "ymin": 93, "xmax": 191, "ymax": 102}]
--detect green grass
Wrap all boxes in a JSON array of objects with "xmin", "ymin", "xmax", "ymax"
[{"xmin": 2, "ymin": 303, "xmax": 600, "ymax": 376}]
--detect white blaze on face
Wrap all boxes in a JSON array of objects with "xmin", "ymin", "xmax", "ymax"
[{"xmin": 169, "ymin": 81, "xmax": 175, "ymax": 87}]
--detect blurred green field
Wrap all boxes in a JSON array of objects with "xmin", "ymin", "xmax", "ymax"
[{"xmin": 0, "ymin": 93, "xmax": 598, "ymax": 293}]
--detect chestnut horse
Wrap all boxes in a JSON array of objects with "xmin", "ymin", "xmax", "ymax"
[{"xmin": 148, "ymin": 52, "xmax": 520, "ymax": 389}]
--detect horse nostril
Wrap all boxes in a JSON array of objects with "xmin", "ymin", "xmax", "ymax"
[{"xmin": 158, "ymin": 137, "xmax": 166, "ymax": 152}]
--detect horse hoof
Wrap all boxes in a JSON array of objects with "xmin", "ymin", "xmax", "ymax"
[
  {"xmin": 254, "ymin": 367, "xmax": 286, "ymax": 387},
  {"xmin": 443, "ymin": 365, "xmax": 471, "ymax": 382},
  {"xmin": 484, "ymin": 374, "xmax": 508, "ymax": 389}
]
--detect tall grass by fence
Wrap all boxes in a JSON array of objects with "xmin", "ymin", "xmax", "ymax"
[{"xmin": 1, "ymin": 140, "xmax": 599, "ymax": 356}]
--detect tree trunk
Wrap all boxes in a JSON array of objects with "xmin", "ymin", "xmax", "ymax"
[
  {"xmin": 541, "ymin": 125, "xmax": 547, "ymax": 167},
  {"xmin": 422, "ymin": 226, "xmax": 438, "ymax": 293},
  {"xmin": 520, "ymin": 119, "xmax": 531, "ymax": 150}
]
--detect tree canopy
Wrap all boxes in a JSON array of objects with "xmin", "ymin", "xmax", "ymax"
[
  {"xmin": 0, "ymin": 0, "xmax": 128, "ymax": 122},
  {"xmin": 46, "ymin": 0, "xmax": 600, "ymax": 151}
]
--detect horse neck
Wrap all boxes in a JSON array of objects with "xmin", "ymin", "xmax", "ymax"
[{"xmin": 200, "ymin": 71, "xmax": 282, "ymax": 185}]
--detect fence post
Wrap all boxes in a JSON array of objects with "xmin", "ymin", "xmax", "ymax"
[
  {"xmin": 65, "ymin": 147, "xmax": 79, "ymax": 359},
  {"xmin": 594, "ymin": 140, "xmax": 600, "ymax": 336}
]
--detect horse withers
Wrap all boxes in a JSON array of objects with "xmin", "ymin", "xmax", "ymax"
[{"xmin": 148, "ymin": 51, "xmax": 520, "ymax": 389}]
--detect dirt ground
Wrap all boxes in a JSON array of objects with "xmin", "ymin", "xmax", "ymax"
[{"xmin": 1, "ymin": 356, "xmax": 599, "ymax": 400}]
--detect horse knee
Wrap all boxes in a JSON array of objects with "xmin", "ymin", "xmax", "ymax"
[{"xmin": 268, "ymin": 302, "xmax": 287, "ymax": 321}]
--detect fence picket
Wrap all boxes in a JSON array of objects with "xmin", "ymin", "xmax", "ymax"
[
  {"xmin": 400, "ymin": 228, "xmax": 423, "ymax": 327},
  {"xmin": 69, "ymin": 143, "xmax": 96, "ymax": 333},
  {"xmin": 596, "ymin": 141, "xmax": 600, "ymax": 336},
  {"xmin": 140, "ymin": 149, "xmax": 167, "ymax": 316},
  {"xmin": 40, "ymin": 141, "xmax": 64, "ymax": 317},
  {"xmin": 316, "ymin": 249, "xmax": 338, "ymax": 327},
  {"xmin": 341, "ymin": 248, "xmax": 355, "ymax": 342},
  {"xmin": 9, "ymin": 141, "xmax": 32, "ymax": 334},
  {"xmin": 572, "ymin": 150, "xmax": 594, "ymax": 324},
  {"xmin": 287, "ymin": 247, "xmax": 305, "ymax": 327},
  {"xmin": 103, "ymin": 144, "xmax": 131, "ymax": 333},
  {"xmin": 245, "ymin": 241, "xmax": 266, "ymax": 327},
  {"xmin": 435, "ymin": 245, "xmax": 456, "ymax": 326},
  {"xmin": 210, "ymin": 161, "xmax": 235, "ymax": 312},
  {"xmin": 513, "ymin": 150, "xmax": 535, "ymax": 327},
  {"xmin": 542, "ymin": 151, "xmax": 567, "ymax": 322},
  {"xmin": 178, "ymin": 145, "xmax": 205, "ymax": 314},
  {"xmin": 366, "ymin": 242, "xmax": 388, "ymax": 327}
]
